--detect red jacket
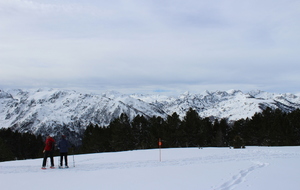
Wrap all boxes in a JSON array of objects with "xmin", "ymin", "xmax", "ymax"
[{"xmin": 44, "ymin": 137, "xmax": 55, "ymax": 151}]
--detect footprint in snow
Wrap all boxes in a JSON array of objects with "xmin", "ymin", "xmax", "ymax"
[{"xmin": 214, "ymin": 162, "xmax": 268, "ymax": 190}]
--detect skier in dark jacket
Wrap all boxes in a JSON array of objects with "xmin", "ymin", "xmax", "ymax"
[
  {"xmin": 42, "ymin": 135, "xmax": 56, "ymax": 169},
  {"xmin": 58, "ymin": 135, "xmax": 70, "ymax": 168}
]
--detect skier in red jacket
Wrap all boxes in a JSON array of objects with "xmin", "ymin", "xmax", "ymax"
[{"xmin": 41, "ymin": 135, "xmax": 56, "ymax": 169}]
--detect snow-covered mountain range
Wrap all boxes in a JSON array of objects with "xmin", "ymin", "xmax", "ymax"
[{"xmin": 1, "ymin": 88, "xmax": 300, "ymax": 145}]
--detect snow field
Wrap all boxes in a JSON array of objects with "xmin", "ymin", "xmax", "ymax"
[{"xmin": 1, "ymin": 146, "xmax": 300, "ymax": 190}]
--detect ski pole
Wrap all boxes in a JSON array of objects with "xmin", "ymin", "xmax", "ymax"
[
  {"xmin": 73, "ymin": 148, "xmax": 75, "ymax": 167},
  {"xmin": 73, "ymin": 154, "xmax": 75, "ymax": 167}
]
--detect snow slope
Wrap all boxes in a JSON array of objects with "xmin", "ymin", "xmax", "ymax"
[{"xmin": 1, "ymin": 146, "xmax": 300, "ymax": 190}]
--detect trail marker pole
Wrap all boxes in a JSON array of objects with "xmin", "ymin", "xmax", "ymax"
[{"xmin": 159, "ymin": 138, "xmax": 162, "ymax": 162}]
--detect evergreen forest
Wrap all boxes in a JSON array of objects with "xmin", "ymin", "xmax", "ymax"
[
  {"xmin": 1, "ymin": 107, "xmax": 300, "ymax": 161},
  {"xmin": 0, "ymin": 128, "xmax": 44, "ymax": 161},
  {"xmin": 80, "ymin": 107, "xmax": 300, "ymax": 154}
]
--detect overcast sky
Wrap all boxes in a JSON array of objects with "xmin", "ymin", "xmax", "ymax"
[{"xmin": 1, "ymin": 0, "xmax": 300, "ymax": 95}]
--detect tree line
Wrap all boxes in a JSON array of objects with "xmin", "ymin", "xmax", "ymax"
[
  {"xmin": 1, "ymin": 107, "xmax": 300, "ymax": 161},
  {"xmin": 80, "ymin": 107, "xmax": 300, "ymax": 154},
  {"xmin": 0, "ymin": 128, "xmax": 44, "ymax": 161}
]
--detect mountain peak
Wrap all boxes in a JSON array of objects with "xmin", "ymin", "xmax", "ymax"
[{"xmin": 102, "ymin": 90, "xmax": 125, "ymax": 99}]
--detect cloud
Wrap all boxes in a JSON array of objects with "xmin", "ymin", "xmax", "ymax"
[{"xmin": 1, "ymin": 0, "xmax": 300, "ymax": 95}]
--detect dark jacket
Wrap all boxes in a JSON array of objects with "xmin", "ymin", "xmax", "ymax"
[{"xmin": 58, "ymin": 137, "xmax": 69, "ymax": 153}]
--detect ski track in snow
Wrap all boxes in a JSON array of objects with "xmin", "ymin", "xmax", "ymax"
[{"xmin": 214, "ymin": 162, "xmax": 269, "ymax": 190}]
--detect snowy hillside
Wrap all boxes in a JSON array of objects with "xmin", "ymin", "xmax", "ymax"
[
  {"xmin": 132, "ymin": 89, "xmax": 300, "ymax": 120},
  {"xmin": 1, "ymin": 146, "xmax": 300, "ymax": 190},
  {"xmin": 1, "ymin": 88, "xmax": 300, "ymax": 144}
]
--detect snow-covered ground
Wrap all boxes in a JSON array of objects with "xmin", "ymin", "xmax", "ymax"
[{"xmin": 1, "ymin": 146, "xmax": 300, "ymax": 190}]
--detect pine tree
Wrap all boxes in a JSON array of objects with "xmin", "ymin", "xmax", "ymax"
[
  {"xmin": 109, "ymin": 113, "xmax": 134, "ymax": 151},
  {"xmin": 181, "ymin": 108, "xmax": 201, "ymax": 147},
  {"xmin": 165, "ymin": 112, "xmax": 182, "ymax": 147},
  {"xmin": 131, "ymin": 115, "xmax": 151, "ymax": 149}
]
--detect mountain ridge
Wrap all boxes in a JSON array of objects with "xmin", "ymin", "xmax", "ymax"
[{"xmin": 1, "ymin": 88, "xmax": 300, "ymax": 145}]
